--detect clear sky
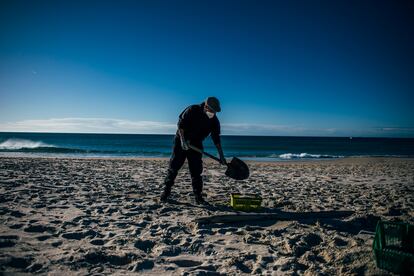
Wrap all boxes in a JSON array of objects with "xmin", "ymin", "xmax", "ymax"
[{"xmin": 1, "ymin": 0, "xmax": 413, "ymax": 137}]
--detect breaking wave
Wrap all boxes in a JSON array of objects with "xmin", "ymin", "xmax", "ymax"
[
  {"xmin": 0, "ymin": 139, "xmax": 56, "ymax": 150},
  {"xmin": 0, "ymin": 138, "xmax": 169, "ymax": 156},
  {"xmin": 277, "ymin": 153, "xmax": 343, "ymax": 159}
]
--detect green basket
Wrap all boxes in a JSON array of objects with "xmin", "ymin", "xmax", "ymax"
[
  {"xmin": 230, "ymin": 193, "xmax": 262, "ymax": 211},
  {"xmin": 373, "ymin": 220, "xmax": 414, "ymax": 274}
]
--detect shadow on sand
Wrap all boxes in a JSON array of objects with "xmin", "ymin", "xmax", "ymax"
[
  {"xmin": 194, "ymin": 208, "xmax": 380, "ymax": 236},
  {"xmin": 166, "ymin": 199, "xmax": 380, "ymax": 236}
]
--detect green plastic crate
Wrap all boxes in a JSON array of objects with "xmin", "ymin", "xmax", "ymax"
[
  {"xmin": 373, "ymin": 220, "xmax": 414, "ymax": 274},
  {"xmin": 230, "ymin": 193, "xmax": 262, "ymax": 211}
]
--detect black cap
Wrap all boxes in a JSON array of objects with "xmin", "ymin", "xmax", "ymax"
[{"xmin": 205, "ymin": 97, "xmax": 221, "ymax": 112}]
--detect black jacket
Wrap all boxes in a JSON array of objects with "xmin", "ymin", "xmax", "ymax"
[{"xmin": 177, "ymin": 102, "xmax": 221, "ymax": 146}]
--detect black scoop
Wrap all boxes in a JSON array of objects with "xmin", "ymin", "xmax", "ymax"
[{"xmin": 188, "ymin": 144, "xmax": 249, "ymax": 180}]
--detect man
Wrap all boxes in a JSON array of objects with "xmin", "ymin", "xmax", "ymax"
[{"xmin": 160, "ymin": 97, "xmax": 226, "ymax": 204}]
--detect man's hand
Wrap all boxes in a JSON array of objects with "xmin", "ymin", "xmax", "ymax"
[
  {"xmin": 181, "ymin": 138, "xmax": 189, "ymax": 151},
  {"xmin": 217, "ymin": 144, "xmax": 227, "ymax": 165},
  {"xmin": 219, "ymin": 155, "xmax": 227, "ymax": 165}
]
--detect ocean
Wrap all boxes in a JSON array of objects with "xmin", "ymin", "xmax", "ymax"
[{"xmin": 0, "ymin": 132, "xmax": 413, "ymax": 161}]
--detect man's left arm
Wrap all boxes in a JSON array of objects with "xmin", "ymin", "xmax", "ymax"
[
  {"xmin": 211, "ymin": 119, "xmax": 226, "ymax": 165},
  {"xmin": 216, "ymin": 142, "xmax": 226, "ymax": 165}
]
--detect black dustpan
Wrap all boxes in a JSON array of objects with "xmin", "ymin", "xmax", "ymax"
[{"xmin": 188, "ymin": 144, "xmax": 249, "ymax": 180}]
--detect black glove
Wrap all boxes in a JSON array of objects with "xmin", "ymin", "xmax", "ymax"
[{"xmin": 218, "ymin": 147, "xmax": 227, "ymax": 165}]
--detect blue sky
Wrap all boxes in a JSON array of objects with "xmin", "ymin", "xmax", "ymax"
[{"xmin": 1, "ymin": 0, "xmax": 413, "ymax": 137}]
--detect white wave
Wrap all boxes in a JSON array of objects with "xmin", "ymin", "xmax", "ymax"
[
  {"xmin": 0, "ymin": 139, "xmax": 56, "ymax": 150},
  {"xmin": 278, "ymin": 153, "xmax": 342, "ymax": 159}
]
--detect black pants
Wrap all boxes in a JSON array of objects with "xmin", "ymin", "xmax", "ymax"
[{"xmin": 163, "ymin": 135, "xmax": 203, "ymax": 196}]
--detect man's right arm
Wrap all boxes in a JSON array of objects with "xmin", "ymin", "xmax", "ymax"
[
  {"xmin": 178, "ymin": 128, "xmax": 189, "ymax": 150},
  {"xmin": 177, "ymin": 106, "xmax": 193, "ymax": 130},
  {"xmin": 177, "ymin": 106, "xmax": 194, "ymax": 150},
  {"xmin": 178, "ymin": 128, "xmax": 185, "ymax": 139}
]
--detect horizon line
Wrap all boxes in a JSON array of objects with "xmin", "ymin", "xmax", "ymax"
[{"xmin": 0, "ymin": 130, "xmax": 413, "ymax": 139}]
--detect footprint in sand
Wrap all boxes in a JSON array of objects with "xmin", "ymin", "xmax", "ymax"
[
  {"xmin": 81, "ymin": 250, "xmax": 138, "ymax": 266},
  {"xmin": 61, "ymin": 229, "xmax": 99, "ymax": 240},
  {"xmin": 0, "ymin": 235, "xmax": 19, "ymax": 248},
  {"xmin": 169, "ymin": 258, "xmax": 203, "ymax": 268},
  {"xmin": 51, "ymin": 240, "xmax": 63, "ymax": 247},
  {"xmin": 24, "ymin": 224, "xmax": 56, "ymax": 233},
  {"xmin": 131, "ymin": 259, "xmax": 155, "ymax": 271},
  {"xmin": 302, "ymin": 233, "xmax": 323, "ymax": 247},
  {"xmin": 134, "ymin": 239, "xmax": 156, "ymax": 253},
  {"xmin": 9, "ymin": 210, "xmax": 26, "ymax": 218},
  {"xmin": 232, "ymin": 260, "xmax": 252, "ymax": 274},
  {"xmin": 153, "ymin": 245, "xmax": 182, "ymax": 257},
  {"xmin": 90, "ymin": 239, "xmax": 105, "ymax": 246},
  {"xmin": 9, "ymin": 223, "xmax": 24, "ymax": 229},
  {"xmin": 36, "ymin": 235, "xmax": 52, "ymax": 241},
  {"xmin": 3, "ymin": 256, "xmax": 33, "ymax": 269},
  {"xmin": 333, "ymin": 237, "xmax": 348, "ymax": 247}
]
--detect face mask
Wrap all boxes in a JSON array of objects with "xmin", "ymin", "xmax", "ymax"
[{"xmin": 206, "ymin": 111, "xmax": 215, "ymax": 119}]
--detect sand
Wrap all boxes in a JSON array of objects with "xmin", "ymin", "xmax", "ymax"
[{"xmin": 0, "ymin": 156, "xmax": 413, "ymax": 275}]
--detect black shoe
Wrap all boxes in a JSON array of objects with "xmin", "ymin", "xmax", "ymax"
[
  {"xmin": 160, "ymin": 188, "xmax": 171, "ymax": 202},
  {"xmin": 195, "ymin": 195, "xmax": 209, "ymax": 205}
]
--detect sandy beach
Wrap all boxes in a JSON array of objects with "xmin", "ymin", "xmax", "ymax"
[{"xmin": 0, "ymin": 156, "xmax": 413, "ymax": 275}]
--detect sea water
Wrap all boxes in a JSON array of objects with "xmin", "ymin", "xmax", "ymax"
[{"xmin": 0, "ymin": 132, "xmax": 413, "ymax": 161}]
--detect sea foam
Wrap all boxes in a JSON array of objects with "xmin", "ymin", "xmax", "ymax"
[
  {"xmin": 0, "ymin": 139, "xmax": 55, "ymax": 150},
  {"xmin": 278, "ymin": 153, "xmax": 342, "ymax": 159}
]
